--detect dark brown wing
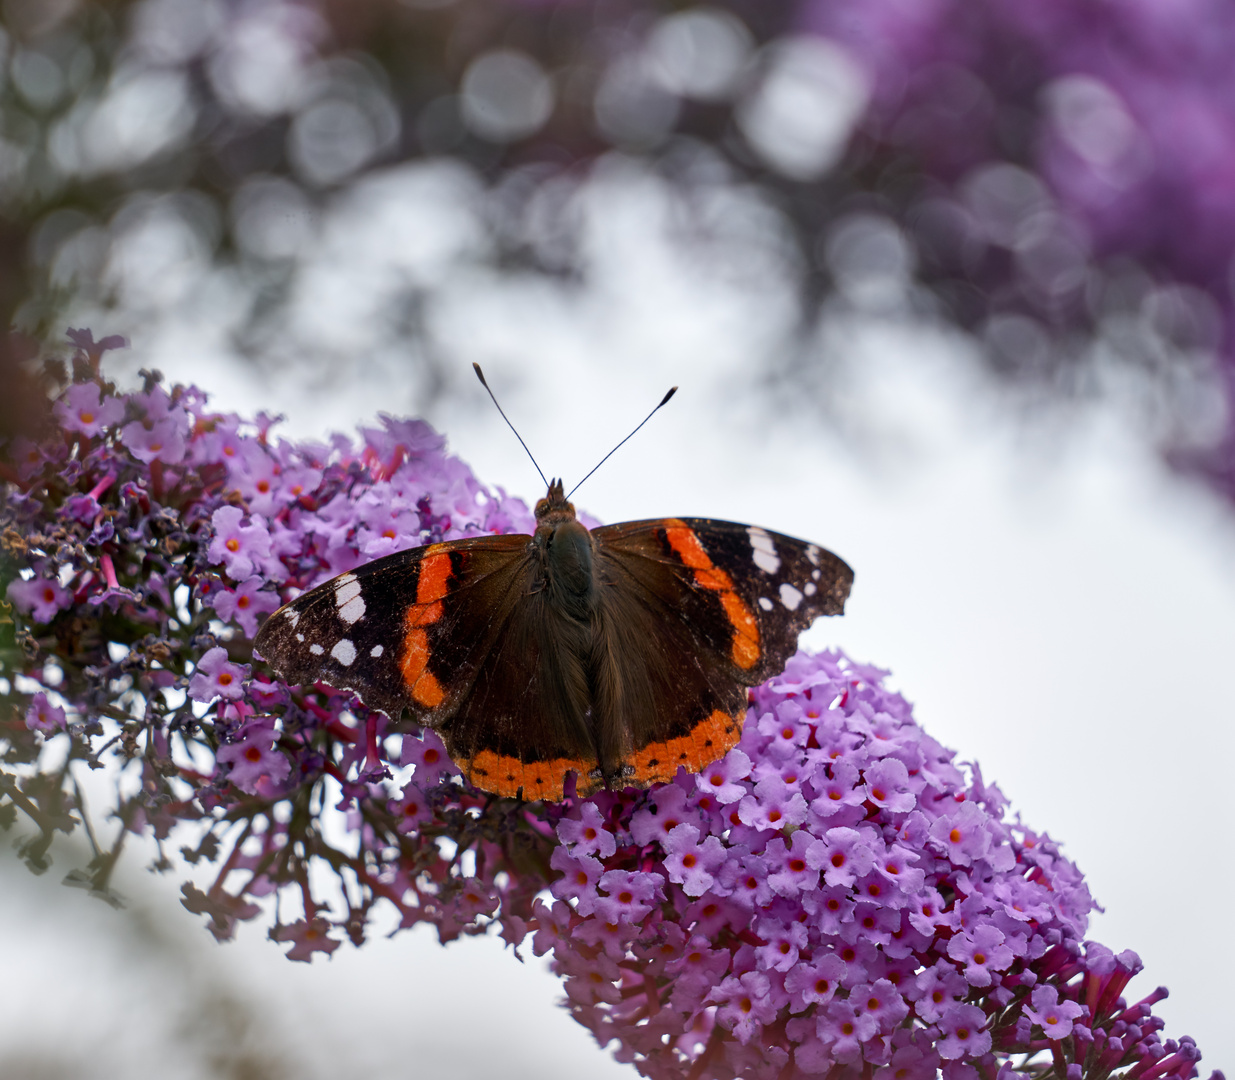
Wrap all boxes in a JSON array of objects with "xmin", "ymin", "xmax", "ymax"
[
  {"xmin": 254, "ymin": 535, "xmax": 602, "ymax": 801},
  {"xmin": 254, "ymin": 535, "xmax": 536, "ymax": 717},
  {"xmin": 589, "ymin": 518, "xmax": 854, "ymax": 787}
]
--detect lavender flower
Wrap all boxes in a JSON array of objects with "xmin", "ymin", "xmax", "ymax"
[
  {"xmin": 187, "ymin": 646, "xmax": 251, "ymax": 703},
  {"xmin": 0, "ymin": 334, "xmax": 1219, "ymax": 1080},
  {"xmin": 215, "ymin": 718, "xmax": 292, "ymax": 794},
  {"xmin": 54, "ymin": 382, "xmax": 126, "ymax": 437},
  {"xmin": 25, "ymin": 692, "xmax": 66, "ymax": 733}
]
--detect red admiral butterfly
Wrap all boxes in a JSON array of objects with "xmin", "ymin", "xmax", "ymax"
[{"xmin": 254, "ymin": 372, "xmax": 853, "ymax": 802}]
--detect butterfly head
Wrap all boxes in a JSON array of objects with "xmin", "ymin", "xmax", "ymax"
[{"xmin": 534, "ymin": 478, "xmax": 577, "ymax": 528}]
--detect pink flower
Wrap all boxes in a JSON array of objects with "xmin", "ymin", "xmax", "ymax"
[
  {"xmin": 1022, "ymin": 985, "xmax": 1087, "ymax": 1040},
  {"xmin": 709, "ymin": 971, "xmax": 781, "ymax": 1043},
  {"xmin": 270, "ymin": 917, "xmax": 340, "ymax": 963},
  {"xmin": 388, "ymin": 782, "xmax": 432, "ymax": 833},
  {"xmin": 662, "ymin": 823, "xmax": 726, "ymax": 897},
  {"xmin": 695, "ymin": 747, "xmax": 751, "ymax": 804},
  {"xmin": 936, "ymin": 1003, "xmax": 993, "ymax": 1060},
  {"xmin": 400, "ymin": 730, "xmax": 459, "ymax": 780},
  {"xmin": 556, "ymin": 802, "xmax": 618, "ymax": 858},
  {"xmin": 121, "ymin": 415, "xmax": 187, "ymax": 464}
]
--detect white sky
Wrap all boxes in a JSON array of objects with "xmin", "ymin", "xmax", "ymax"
[{"xmin": 4, "ymin": 161, "xmax": 1232, "ymax": 1077}]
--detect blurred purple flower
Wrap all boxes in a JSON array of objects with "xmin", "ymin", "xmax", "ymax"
[
  {"xmin": 388, "ymin": 781, "xmax": 432, "ymax": 833},
  {"xmin": 7, "ymin": 574, "xmax": 71, "ymax": 623},
  {"xmin": 269, "ymin": 917, "xmax": 341, "ymax": 963},
  {"xmin": 209, "ymin": 576, "xmax": 281, "ymax": 639},
  {"xmin": 67, "ymin": 328, "xmax": 129, "ymax": 357},
  {"xmin": 121, "ymin": 415, "xmax": 186, "ymax": 464},
  {"xmin": 216, "ymin": 720, "xmax": 291, "ymax": 794},
  {"xmin": 55, "ymin": 383, "xmax": 126, "ymax": 437},
  {"xmin": 25, "ymin": 692, "xmax": 66, "ymax": 733}
]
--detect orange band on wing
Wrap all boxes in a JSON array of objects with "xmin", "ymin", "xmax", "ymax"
[
  {"xmin": 628, "ymin": 709, "xmax": 742, "ymax": 786},
  {"xmin": 408, "ymin": 601, "xmax": 443, "ymax": 627},
  {"xmin": 401, "ymin": 626, "xmax": 445, "ymax": 709},
  {"xmin": 693, "ymin": 566, "xmax": 734, "ymax": 591},
  {"xmin": 664, "ymin": 521, "xmax": 713, "ymax": 570},
  {"xmin": 417, "ymin": 548, "xmax": 452, "ymax": 603},
  {"xmin": 461, "ymin": 750, "xmax": 590, "ymax": 802},
  {"xmin": 398, "ymin": 549, "xmax": 453, "ymax": 708},
  {"xmin": 664, "ymin": 521, "xmax": 760, "ymax": 670},
  {"xmin": 413, "ymin": 670, "xmax": 444, "ymax": 707},
  {"xmin": 722, "ymin": 591, "xmax": 760, "ymax": 669}
]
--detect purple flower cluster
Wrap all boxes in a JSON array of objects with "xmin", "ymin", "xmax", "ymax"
[
  {"xmin": 533, "ymin": 651, "xmax": 1209, "ymax": 1080},
  {"xmin": 797, "ymin": 0, "xmax": 1235, "ymax": 497},
  {"xmin": 1, "ymin": 331, "xmax": 544, "ymax": 950},
  {"xmin": 0, "ymin": 333, "xmax": 1219, "ymax": 1080}
]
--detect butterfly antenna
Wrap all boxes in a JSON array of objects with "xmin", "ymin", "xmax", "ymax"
[
  {"xmin": 567, "ymin": 385, "xmax": 677, "ymax": 499},
  {"xmin": 473, "ymin": 363, "xmax": 549, "ymax": 490}
]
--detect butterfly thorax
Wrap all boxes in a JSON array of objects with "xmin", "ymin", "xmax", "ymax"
[{"xmin": 534, "ymin": 479, "xmax": 596, "ymax": 614}]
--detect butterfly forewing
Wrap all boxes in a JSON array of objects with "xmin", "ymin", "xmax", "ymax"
[{"xmin": 254, "ymin": 535, "xmax": 534, "ymax": 717}]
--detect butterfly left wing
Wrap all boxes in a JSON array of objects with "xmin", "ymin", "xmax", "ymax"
[
  {"xmin": 253, "ymin": 533, "xmax": 635, "ymax": 802},
  {"xmin": 589, "ymin": 518, "xmax": 854, "ymax": 787}
]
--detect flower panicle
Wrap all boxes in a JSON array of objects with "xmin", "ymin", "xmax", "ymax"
[
  {"xmin": 525, "ymin": 653, "xmax": 1216, "ymax": 1080},
  {"xmin": 0, "ymin": 337, "xmax": 1217, "ymax": 1080},
  {"xmin": 1, "ymin": 339, "xmax": 541, "ymax": 958}
]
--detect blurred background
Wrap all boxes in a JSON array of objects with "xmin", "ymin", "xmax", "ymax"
[{"xmin": 1, "ymin": 0, "xmax": 1233, "ymax": 1076}]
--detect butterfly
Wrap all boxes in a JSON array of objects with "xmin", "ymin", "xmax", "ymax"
[{"xmin": 254, "ymin": 478, "xmax": 853, "ymax": 802}]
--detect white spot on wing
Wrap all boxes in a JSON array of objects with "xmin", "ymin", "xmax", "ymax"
[
  {"xmin": 338, "ymin": 595, "xmax": 366, "ymax": 624},
  {"xmin": 779, "ymin": 583, "xmax": 804, "ymax": 611},
  {"xmin": 309, "ymin": 643, "xmax": 324, "ymax": 655},
  {"xmin": 332, "ymin": 639, "xmax": 357, "ymax": 666},
  {"xmin": 804, "ymin": 582, "xmax": 817, "ymax": 596},
  {"xmin": 812, "ymin": 568, "xmax": 821, "ymax": 580},
  {"xmin": 758, "ymin": 597, "xmax": 774, "ymax": 611},
  {"xmin": 747, "ymin": 526, "xmax": 781, "ymax": 575},
  {"xmin": 296, "ymin": 633, "xmax": 305, "ymax": 642},
  {"xmin": 283, "ymin": 608, "xmax": 300, "ymax": 627},
  {"xmin": 806, "ymin": 545, "xmax": 820, "ymax": 567},
  {"xmin": 335, "ymin": 578, "xmax": 362, "ymax": 605},
  {"xmin": 370, "ymin": 644, "xmax": 384, "ymax": 657},
  {"xmin": 753, "ymin": 548, "xmax": 780, "ymax": 574}
]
